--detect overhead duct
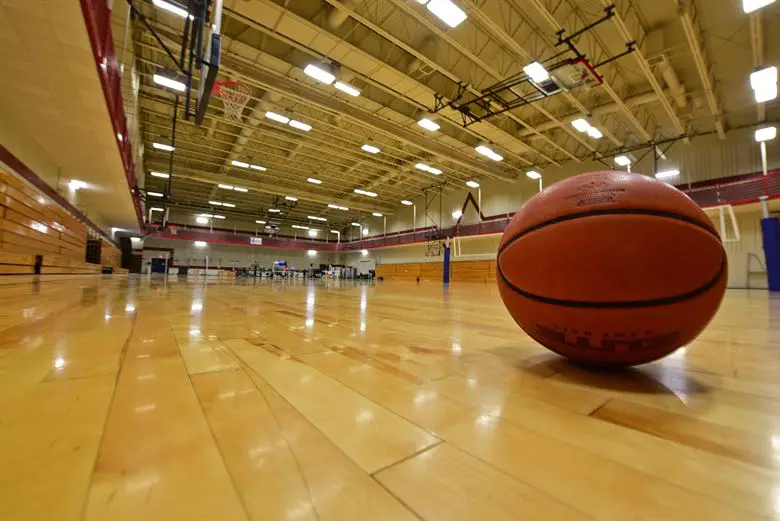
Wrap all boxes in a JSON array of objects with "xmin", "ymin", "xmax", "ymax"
[
  {"xmin": 327, "ymin": 0, "xmax": 361, "ymax": 30},
  {"xmin": 657, "ymin": 55, "xmax": 687, "ymax": 108}
]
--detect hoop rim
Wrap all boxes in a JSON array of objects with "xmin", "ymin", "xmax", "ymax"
[{"xmin": 211, "ymin": 80, "xmax": 247, "ymax": 96}]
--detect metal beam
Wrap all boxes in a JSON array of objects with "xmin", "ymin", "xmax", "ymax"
[
  {"xmin": 749, "ymin": 10, "xmax": 766, "ymax": 122},
  {"xmin": 675, "ymin": 0, "xmax": 727, "ymax": 139}
]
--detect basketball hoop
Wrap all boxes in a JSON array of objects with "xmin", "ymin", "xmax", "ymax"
[{"xmin": 212, "ymin": 80, "xmax": 251, "ymax": 122}]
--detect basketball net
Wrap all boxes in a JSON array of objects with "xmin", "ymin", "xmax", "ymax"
[{"xmin": 213, "ymin": 80, "xmax": 251, "ymax": 122}]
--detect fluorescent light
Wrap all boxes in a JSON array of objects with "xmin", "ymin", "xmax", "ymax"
[
  {"xmin": 475, "ymin": 145, "xmax": 503, "ymax": 161},
  {"xmin": 250, "ymin": 164, "xmax": 267, "ymax": 171},
  {"xmin": 153, "ymin": 142, "xmax": 174, "ymax": 152},
  {"xmin": 655, "ymin": 169, "xmax": 680, "ymax": 179},
  {"xmin": 328, "ymin": 204, "xmax": 349, "ymax": 210},
  {"xmin": 372, "ymin": 212, "xmax": 383, "ymax": 217},
  {"xmin": 265, "ymin": 111, "xmax": 290, "ymax": 124},
  {"xmin": 307, "ymin": 177, "xmax": 322, "ymax": 184},
  {"xmin": 571, "ymin": 118, "xmax": 591, "ymax": 132},
  {"xmin": 526, "ymin": 170, "xmax": 542, "ymax": 180},
  {"xmin": 152, "ymin": 0, "xmax": 189, "ymax": 18},
  {"xmin": 425, "ymin": 0, "xmax": 467, "ymax": 28},
  {"xmin": 152, "ymin": 74, "xmax": 186, "ymax": 92},
  {"xmin": 307, "ymin": 250, "xmax": 317, "ymax": 257},
  {"xmin": 289, "ymin": 120, "xmax": 312, "ymax": 132},
  {"xmin": 523, "ymin": 62, "xmax": 549, "ymax": 83},
  {"xmin": 308, "ymin": 216, "xmax": 327, "ymax": 221},
  {"xmin": 466, "ymin": 180, "xmax": 480, "ymax": 188},
  {"xmin": 285, "ymin": 196, "xmax": 298, "ymax": 201},
  {"xmin": 452, "ymin": 210, "xmax": 463, "ymax": 219},
  {"xmin": 292, "ymin": 225, "xmax": 310, "ymax": 230},
  {"xmin": 196, "ymin": 217, "xmax": 209, "ymax": 224},
  {"xmin": 755, "ymin": 126, "xmax": 777, "ymax": 142},
  {"xmin": 330, "ymin": 230, "xmax": 340, "ymax": 234},
  {"xmin": 308, "ymin": 229, "xmax": 318, "ymax": 237},
  {"xmin": 614, "ymin": 155, "xmax": 632, "ymax": 166},
  {"xmin": 213, "ymin": 215, "xmax": 225, "ymax": 219},
  {"xmin": 208, "ymin": 201, "xmax": 223, "ymax": 206},
  {"xmin": 303, "ymin": 64, "xmax": 336, "ymax": 85},
  {"xmin": 417, "ymin": 118, "xmax": 440, "ymax": 132},
  {"xmin": 221, "ymin": 203, "xmax": 236, "ymax": 208},
  {"xmin": 354, "ymin": 189, "xmax": 378, "ymax": 197},
  {"xmin": 268, "ymin": 208, "xmax": 281, "ymax": 213},
  {"xmin": 334, "ymin": 81, "xmax": 360, "ymax": 96},
  {"xmin": 147, "ymin": 191, "xmax": 164, "ymax": 197},
  {"xmin": 743, "ymin": 0, "xmax": 776, "ymax": 13},
  {"xmin": 255, "ymin": 220, "xmax": 266, "ymax": 224},
  {"xmin": 401, "ymin": 200, "xmax": 413, "ymax": 206},
  {"xmin": 351, "ymin": 222, "xmax": 361, "ymax": 227},
  {"xmin": 231, "ymin": 160, "xmax": 249, "ymax": 168},
  {"xmin": 361, "ymin": 144, "xmax": 381, "ymax": 154},
  {"xmin": 234, "ymin": 187, "xmax": 248, "ymax": 192},
  {"xmin": 751, "ymin": 66, "xmax": 778, "ymax": 103},
  {"xmin": 194, "ymin": 241, "xmax": 207, "ymax": 248},
  {"xmin": 415, "ymin": 163, "xmax": 442, "ymax": 175},
  {"xmin": 198, "ymin": 214, "xmax": 214, "ymax": 218},
  {"xmin": 150, "ymin": 171, "xmax": 169, "ymax": 178},
  {"xmin": 150, "ymin": 207, "xmax": 164, "ymax": 212},
  {"xmin": 218, "ymin": 184, "xmax": 234, "ymax": 190},
  {"xmin": 68, "ymin": 179, "xmax": 87, "ymax": 190},
  {"xmin": 587, "ymin": 127, "xmax": 603, "ymax": 139}
]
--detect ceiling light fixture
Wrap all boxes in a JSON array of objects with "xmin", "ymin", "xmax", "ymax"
[
  {"xmin": 354, "ymin": 189, "xmax": 378, "ymax": 197},
  {"xmin": 147, "ymin": 191, "xmax": 164, "ymax": 197},
  {"xmin": 249, "ymin": 164, "xmax": 266, "ymax": 171},
  {"xmin": 152, "ymin": 0, "xmax": 190, "ymax": 19},
  {"xmin": 452, "ymin": 210, "xmax": 463, "ymax": 219},
  {"xmin": 307, "ymin": 177, "xmax": 322, "ymax": 184},
  {"xmin": 614, "ymin": 155, "xmax": 632, "ymax": 167},
  {"xmin": 255, "ymin": 220, "xmax": 266, "ymax": 224},
  {"xmin": 221, "ymin": 203, "xmax": 235, "ymax": 208},
  {"xmin": 523, "ymin": 61, "xmax": 549, "ymax": 83},
  {"xmin": 425, "ymin": 0, "xmax": 467, "ymax": 28},
  {"xmin": 289, "ymin": 120, "xmax": 312, "ymax": 132},
  {"xmin": 351, "ymin": 222, "xmax": 361, "ymax": 227},
  {"xmin": 268, "ymin": 208, "xmax": 281, "ymax": 213},
  {"xmin": 571, "ymin": 118, "xmax": 592, "ymax": 132},
  {"xmin": 308, "ymin": 216, "xmax": 327, "ymax": 222},
  {"xmin": 755, "ymin": 125, "xmax": 777, "ymax": 142},
  {"xmin": 231, "ymin": 160, "xmax": 249, "ymax": 168},
  {"xmin": 334, "ymin": 81, "xmax": 360, "ymax": 96},
  {"xmin": 292, "ymin": 225, "xmax": 310, "ymax": 230},
  {"xmin": 750, "ymin": 66, "xmax": 778, "ymax": 103},
  {"xmin": 475, "ymin": 145, "xmax": 503, "ymax": 161},
  {"xmin": 265, "ymin": 111, "xmax": 290, "ymax": 124},
  {"xmin": 150, "ymin": 207, "xmax": 164, "ymax": 212},
  {"xmin": 655, "ymin": 169, "xmax": 680, "ymax": 179},
  {"xmin": 303, "ymin": 64, "xmax": 336, "ymax": 84},
  {"xmin": 196, "ymin": 217, "xmax": 209, "ymax": 224},
  {"xmin": 401, "ymin": 200, "xmax": 413, "ymax": 206},
  {"xmin": 218, "ymin": 184, "xmax": 234, "ymax": 190},
  {"xmin": 465, "ymin": 180, "xmax": 480, "ymax": 188},
  {"xmin": 587, "ymin": 127, "xmax": 603, "ymax": 139},
  {"xmin": 150, "ymin": 171, "xmax": 169, "ymax": 178},
  {"xmin": 308, "ymin": 229, "xmax": 319, "ymax": 237},
  {"xmin": 208, "ymin": 201, "xmax": 222, "ymax": 206},
  {"xmin": 743, "ymin": 0, "xmax": 776, "ymax": 13},
  {"xmin": 526, "ymin": 170, "xmax": 542, "ymax": 180},
  {"xmin": 68, "ymin": 179, "xmax": 87, "ymax": 191},
  {"xmin": 152, "ymin": 142, "xmax": 174, "ymax": 152},
  {"xmin": 153, "ymin": 74, "xmax": 186, "ymax": 92},
  {"xmin": 285, "ymin": 196, "xmax": 298, "ymax": 201},
  {"xmin": 327, "ymin": 204, "xmax": 349, "ymax": 210},
  {"xmin": 361, "ymin": 144, "xmax": 381, "ymax": 154},
  {"xmin": 417, "ymin": 118, "xmax": 440, "ymax": 132},
  {"xmin": 372, "ymin": 212, "xmax": 383, "ymax": 217},
  {"xmin": 415, "ymin": 163, "xmax": 442, "ymax": 175},
  {"xmin": 233, "ymin": 187, "xmax": 248, "ymax": 193}
]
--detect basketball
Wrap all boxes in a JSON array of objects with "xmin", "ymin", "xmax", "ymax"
[{"xmin": 497, "ymin": 171, "xmax": 728, "ymax": 366}]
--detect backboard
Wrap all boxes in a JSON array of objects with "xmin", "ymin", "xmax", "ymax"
[{"xmin": 195, "ymin": 0, "xmax": 223, "ymax": 125}]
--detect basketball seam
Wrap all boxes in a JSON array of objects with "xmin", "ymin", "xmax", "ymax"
[
  {"xmin": 497, "ymin": 209, "xmax": 725, "ymax": 308},
  {"xmin": 497, "ymin": 256, "xmax": 726, "ymax": 308},
  {"xmin": 497, "ymin": 208, "xmax": 719, "ymax": 256}
]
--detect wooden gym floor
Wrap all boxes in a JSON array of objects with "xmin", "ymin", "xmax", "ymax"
[{"xmin": 0, "ymin": 275, "xmax": 778, "ymax": 521}]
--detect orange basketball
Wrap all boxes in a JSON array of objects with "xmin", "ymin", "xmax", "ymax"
[{"xmin": 497, "ymin": 171, "xmax": 727, "ymax": 366}]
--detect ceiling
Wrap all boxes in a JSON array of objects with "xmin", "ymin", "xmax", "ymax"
[
  {"xmin": 0, "ymin": 0, "xmax": 139, "ymax": 232},
  {"xmin": 119, "ymin": 0, "xmax": 779, "ymax": 233}
]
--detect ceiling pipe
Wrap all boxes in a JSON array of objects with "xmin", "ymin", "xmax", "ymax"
[{"xmin": 656, "ymin": 55, "xmax": 687, "ymax": 109}]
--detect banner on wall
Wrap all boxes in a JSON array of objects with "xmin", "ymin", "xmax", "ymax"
[{"xmin": 250, "ymin": 237, "xmax": 262, "ymax": 245}]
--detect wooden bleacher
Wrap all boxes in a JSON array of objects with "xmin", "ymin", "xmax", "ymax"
[
  {"xmin": 376, "ymin": 259, "xmax": 496, "ymax": 283},
  {"xmin": 0, "ymin": 169, "xmax": 126, "ymax": 275}
]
